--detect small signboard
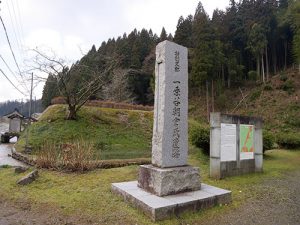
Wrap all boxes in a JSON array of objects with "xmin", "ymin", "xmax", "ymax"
[
  {"xmin": 220, "ymin": 123, "xmax": 237, "ymax": 162},
  {"xmin": 240, "ymin": 124, "xmax": 255, "ymax": 160}
]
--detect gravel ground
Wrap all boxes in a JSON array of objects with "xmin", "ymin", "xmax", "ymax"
[
  {"xmin": 0, "ymin": 170, "xmax": 299, "ymax": 225},
  {"xmin": 199, "ymin": 170, "xmax": 300, "ymax": 225}
]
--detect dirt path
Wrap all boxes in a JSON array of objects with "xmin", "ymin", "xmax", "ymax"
[
  {"xmin": 0, "ymin": 198, "xmax": 93, "ymax": 225},
  {"xmin": 0, "ymin": 170, "xmax": 299, "ymax": 225}
]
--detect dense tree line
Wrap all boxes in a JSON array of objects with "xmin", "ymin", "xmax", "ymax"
[
  {"xmin": 42, "ymin": 27, "xmax": 173, "ymax": 108},
  {"xmin": 42, "ymin": 0, "xmax": 300, "ymax": 108},
  {"xmin": 0, "ymin": 99, "xmax": 43, "ymax": 117},
  {"xmin": 179, "ymin": 0, "xmax": 300, "ymax": 92}
]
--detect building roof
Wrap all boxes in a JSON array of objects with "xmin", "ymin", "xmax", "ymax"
[{"xmin": 4, "ymin": 108, "xmax": 25, "ymax": 119}]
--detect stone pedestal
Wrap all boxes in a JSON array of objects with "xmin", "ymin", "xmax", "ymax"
[
  {"xmin": 138, "ymin": 165, "xmax": 201, "ymax": 196},
  {"xmin": 112, "ymin": 181, "xmax": 231, "ymax": 221}
]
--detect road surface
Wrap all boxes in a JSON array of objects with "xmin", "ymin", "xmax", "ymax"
[{"xmin": 0, "ymin": 122, "xmax": 24, "ymax": 167}]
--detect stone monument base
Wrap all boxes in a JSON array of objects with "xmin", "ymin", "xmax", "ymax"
[
  {"xmin": 112, "ymin": 181, "xmax": 232, "ymax": 221},
  {"xmin": 138, "ymin": 165, "xmax": 201, "ymax": 196}
]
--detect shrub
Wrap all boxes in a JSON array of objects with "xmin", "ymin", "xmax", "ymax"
[
  {"xmin": 276, "ymin": 133, "xmax": 300, "ymax": 149},
  {"xmin": 263, "ymin": 130, "xmax": 275, "ymax": 153},
  {"xmin": 36, "ymin": 140, "xmax": 96, "ymax": 172},
  {"xmin": 279, "ymin": 72, "xmax": 288, "ymax": 81},
  {"xmin": 189, "ymin": 124, "xmax": 210, "ymax": 155},
  {"xmin": 248, "ymin": 70, "xmax": 257, "ymax": 81},
  {"xmin": 263, "ymin": 84, "xmax": 273, "ymax": 91},
  {"xmin": 285, "ymin": 117, "xmax": 300, "ymax": 127},
  {"xmin": 249, "ymin": 89, "xmax": 261, "ymax": 101},
  {"xmin": 280, "ymin": 80, "xmax": 295, "ymax": 94},
  {"xmin": 216, "ymin": 94, "xmax": 228, "ymax": 110}
]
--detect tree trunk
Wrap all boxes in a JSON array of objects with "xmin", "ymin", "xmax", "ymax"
[
  {"xmin": 261, "ymin": 54, "xmax": 265, "ymax": 83},
  {"xmin": 257, "ymin": 56, "xmax": 260, "ymax": 81},
  {"xmin": 211, "ymin": 80, "xmax": 214, "ymax": 112},
  {"xmin": 67, "ymin": 105, "xmax": 77, "ymax": 120},
  {"xmin": 222, "ymin": 64, "xmax": 225, "ymax": 86},
  {"xmin": 206, "ymin": 80, "xmax": 210, "ymax": 122},
  {"xmin": 265, "ymin": 46, "xmax": 269, "ymax": 81},
  {"xmin": 284, "ymin": 40, "xmax": 287, "ymax": 70},
  {"xmin": 272, "ymin": 46, "xmax": 277, "ymax": 74},
  {"xmin": 227, "ymin": 73, "xmax": 231, "ymax": 88}
]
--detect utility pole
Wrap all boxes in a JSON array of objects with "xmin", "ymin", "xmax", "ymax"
[
  {"xmin": 34, "ymin": 96, "xmax": 36, "ymax": 114},
  {"xmin": 25, "ymin": 73, "xmax": 33, "ymax": 152}
]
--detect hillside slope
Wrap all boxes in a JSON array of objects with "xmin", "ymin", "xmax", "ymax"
[
  {"xmin": 189, "ymin": 68, "xmax": 300, "ymax": 135},
  {"xmin": 17, "ymin": 105, "xmax": 153, "ymax": 160}
]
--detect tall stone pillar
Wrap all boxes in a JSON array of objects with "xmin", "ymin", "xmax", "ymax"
[{"xmin": 138, "ymin": 41, "xmax": 201, "ymax": 196}]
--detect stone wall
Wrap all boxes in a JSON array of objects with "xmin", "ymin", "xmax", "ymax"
[{"xmin": 210, "ymin": 113, "xmax": 263, "ymax": 179}]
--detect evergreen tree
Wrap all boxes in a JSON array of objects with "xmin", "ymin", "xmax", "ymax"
[
  {"xmin": 191, "ymin": 2, "xmax": 214, "ymax": 87},
  {"xmin": 159, "ymin": 27, "xmax": 168, "ymax": 42},
  {"xmin": 247, "ymin": 23, "xmax": 267, "ymax": 82},
  {"xmin": 174, "ymin": 15, "xmax": 193, "ymax": 47},
  {"xmin": 42, "ymin": 74, "xmax": 58, "ymax": 108},
  {"xmin": 289, "ymin": 0, "xmax": 300, "ymax": 71}
]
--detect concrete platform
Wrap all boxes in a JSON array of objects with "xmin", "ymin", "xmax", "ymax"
[{"xmin": 111, "ymin": 181, "xmax": 231, "ymax": 221}]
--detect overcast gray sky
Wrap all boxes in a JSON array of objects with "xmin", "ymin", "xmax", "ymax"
[{"xmin": 0, "ymin": 0, "xmax": 229, "ymax": 102}]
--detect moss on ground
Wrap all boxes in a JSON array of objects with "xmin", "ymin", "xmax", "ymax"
[{"xmin": 0, "ymin": 149, "xmax": 299, "ymax": 224}]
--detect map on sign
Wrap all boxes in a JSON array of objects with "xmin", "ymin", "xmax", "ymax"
[{"xmin": 240, "ymin": 124, "xmax": 254, "ymax": 160}]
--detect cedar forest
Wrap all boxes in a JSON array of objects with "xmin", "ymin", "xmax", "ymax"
[{"xmin": 41, "ymin": 0, "xmax": 300, "ymax": 108}]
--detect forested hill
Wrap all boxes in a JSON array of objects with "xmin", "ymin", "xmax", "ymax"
[
  {"xmin": 0, "ymin": 99, "xmax": 43, "ymax": 117},
  {"xmin": 42, "ymin": 0, "xmax": 300, "ymax": 108}
]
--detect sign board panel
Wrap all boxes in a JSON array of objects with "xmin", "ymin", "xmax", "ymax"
[
  {"xmin": 220, "ymin": 123, "xmax": 237, "ymax": 162},
  {"xmin": 240, "ymin": 124, "xmax": 255, "ymax": 160}
]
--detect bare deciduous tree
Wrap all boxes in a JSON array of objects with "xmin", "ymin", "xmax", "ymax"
[{"xmin": 29, "ymin": 49, "xmax": 117, "ymax": 120}]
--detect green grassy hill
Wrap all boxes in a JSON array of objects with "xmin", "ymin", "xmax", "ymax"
[{"xmin": 17, "ymin": 105, "xmax": 153, "ymax": 160}]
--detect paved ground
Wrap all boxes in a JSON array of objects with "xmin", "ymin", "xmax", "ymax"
[
  {"xmin": 0, "ymin": 122, "xmax": 25, "ymax": 167},
  {"xmin": 0, "ymin": 144, "xmax": 24, "ymax": 167},
  {"xmin": 0, "ymin": 169, "xmax": 299, "ymax": 225}
]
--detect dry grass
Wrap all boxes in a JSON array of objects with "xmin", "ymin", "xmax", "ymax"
[{"xmin": 36, "ymin": 140, "xmax": 96, "ymax": 172}]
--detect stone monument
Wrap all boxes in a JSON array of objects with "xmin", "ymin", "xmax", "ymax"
[
  {"xmin": 112, "ymin": 41, "xmax": 231, "ymax": 221},
  {"xmin": 138, "ymin": 40, "xmax": 201, "ymax": 196}
]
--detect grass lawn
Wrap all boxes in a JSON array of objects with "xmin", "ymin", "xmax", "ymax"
[{"xmin": 0, "ymin": 149, "xmax": 299, "ymax": 224}]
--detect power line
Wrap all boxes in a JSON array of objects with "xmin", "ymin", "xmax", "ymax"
[
  {"xmin": 0, "ymin": 54, "xmax": 20, "ymax": 81},
  {"xmin": 0, "ymin": 0, "xmax": 29, "ymax": 93},
  {"xmin": 15, "ymin": 0, "xmax": 25, "ymax": 43},
  {"xmin": 11, "ymin": 0, "xmax": 24, "ymax": 47},
  {"xmin": 6, "ymin": 0, "xmax": 22, "ymax": 52},
  {"xmin": 0, "ymin": 68, "xmax": 26, "ymax": 95},
  {"xmin": 0, "ymin": 14, "xmax": 23, "ymax": 78},
  {"xmin": 0, "ymin": 54, "xmax": 29, "ymax": 92}
]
